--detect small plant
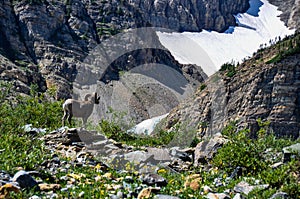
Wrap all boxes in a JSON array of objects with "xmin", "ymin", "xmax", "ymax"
[
  {"xmin": 220, "ymin": 61, "xmax": 236, "ymax": 77},
  {"xmin": 199, "ymin": 83, "xmax": 207, "ymax": 91}
]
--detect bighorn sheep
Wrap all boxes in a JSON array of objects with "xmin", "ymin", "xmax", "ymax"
[{"xmin": 62, "ymin": 92, "xmax": 100, "ymax": 127}]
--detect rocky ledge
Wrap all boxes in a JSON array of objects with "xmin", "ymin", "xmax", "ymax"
[{"xmin": 163, "ymin": 33, "xmax": 300, "ymax": 138}]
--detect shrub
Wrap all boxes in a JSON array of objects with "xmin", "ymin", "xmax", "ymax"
[
  {"xmin": 0, "ymin": 83, "xmax": 62, "ymax": 172},
  {"xmin": 212, "ymin": 120, "xmax": 296, "ymax": 175},
  {"xmin": 219, "ymin": 62, "xmax": 236, "ymax": 77}
]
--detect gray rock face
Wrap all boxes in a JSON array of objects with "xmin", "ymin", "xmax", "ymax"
[
  {"xmin": 0, "ymin": 0, "xmax": 250, "ymax": 78},
  {"xmin": 127, "ymin": 0, "xmax": 250, "ymax": 32},
  {"xmin": 163, "ymin": 46, "xmax": 300, "ymax": 138},
  {"xmin": 268, "ymin": 0, "xmax": 300, "ymax": 30},
  {"xmin": 0, "ymin": 0, "xmax": 209, "ymax": 122}
]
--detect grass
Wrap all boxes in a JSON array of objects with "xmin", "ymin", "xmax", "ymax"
[{"xmin": 0, "ymin": 82, "xmax": 63, "ymax": 172}]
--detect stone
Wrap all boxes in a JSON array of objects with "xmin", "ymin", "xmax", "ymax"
[
  {"xmin": 282, "ymin": 143, "xmax": 300, "ymax": 162},
  {"xmin": 233, "ymin": 181, "xmax": 269, "ymax": 195},
  {"xmin": 194, "ymin": 133, "xmax": 228, "ymax": 166},
  {"xmin": 206, "ymin": 193, "xmax": 230, "ymax": 199},
  {"xmin": 153, "ymin": 195, "xmax": 180, "ymax": 199},
  {"xmin": 38, "ymin": 183, "xmax": 61, "ymax": 191},
  {"xmin": 29, "ymin": 196, "xmax": 41, "ymax": 199},
  {"xmin": 203, "ymin": 185, "xmax": 213, "ymax": 194},
  {"xmin": 0, "ymin": 183, "xmax": 20, "ymax": 198},
  {"xmin": 141, "ymin": 173, "xmax": 167, "ymax": 187},
  {"xmin": 184, "ymin": 174, "xmax": 202, "ymax": 191},
  {"xmin": 12, "ymin": 170, "xmax": 39, "ymax": 190},
  {"xmin": 170, "ymin": 148, "xmax": 192, "ymax": 162},
  {"xmin": 233, "ymin": 193, "xmax": 245, "ymax": 199},
  {"xmin": 269, "ymin": 192, "xmax": 289, "ymax": 199},
  {"xmin": 137, "ymin": 187, "xmax": 152, "ymax": 199}
]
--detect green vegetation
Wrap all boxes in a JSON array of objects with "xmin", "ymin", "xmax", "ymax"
[
  {"xmin": 199, "ymin": 83, "xmax": 207, "ymax": 91},
  {"xmin": 0, "ymin": 82, "xmax": 63, "ymax": 172},
  {"xmin": 212, "ymin": 120, "xmax": 300, "ymax": 197},
  {"xmin": 266, "ymin": 32, "xmax": 300, "ymax": 64},
  {"xmin": 98, "ymin": 119, "xmax": 176, "ymax": 147},
  {"xmin": 219, "ymin": 61, "xmax": 236, "ymax": 77}
]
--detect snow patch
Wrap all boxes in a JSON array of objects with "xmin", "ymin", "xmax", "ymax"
[
  {"xmin": 157, "ymin": 0, "xmax": 295, "ymax": 76},
  {"xmin": 128, "ymin": 113, "xmax": 169, "ymax": 135}
]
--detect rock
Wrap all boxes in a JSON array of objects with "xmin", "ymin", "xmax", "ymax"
[
  {"xmin": 141, "ymin": 173, "xmax": 167, "ymax": 187},
  {"xmin": 147, "ymin": 147, "xmax": 171, "ymax": 162},
  {"xmin": 269, "ymin": 192, "xmax": 289, "ymax": 199},
  {"xmin": 23, "ymin": 124, "xmax": 47, "ymax": 135},
  {"xmin": 163, "ymin": 51, "xmax": 300, "ymax": 139},
  {"xmin": 233, "ymin": 181, "xmax": 269, "ymax": 195},
  {"xmin": 229, "ymin": 166, "xmax": 242, "ymax": 179},
  {"xmin": 138, "ymin": 187, "xmax": 160, "ymax": 199},
  {"xmin": 270, "ymin": 162, "xmax": 284, "ymax": 169},
  {"xmin": 64, "ymin": 128, "xmax": 82, "ymax": 144},
  {"xmin": 184, "ymin": 174, "xmax": 202, "ymax": 191},
  {"xmin": 49, "ymin": 193, "xmax": 59, "ymax": 199},
  {"xmin": 153, "ymin": 195, "xmax": 180, "ymax": 199},
  {"xmin": 11, "ymin": 170, "xmax": 39, "ymax": 190},
  {"xmin": 206, "ymin": 193, "xmax": 230, "ymax": 199},
  {"xmin": 29, "ymin": 196, "xmax": 41, "ymax": 199},
  {"xmin": 128, "ymin": 0, "xmax": 249, "ymax": 32},
  {"xmin": 282, "ymin": 143, "xmax": 300, "ymax": 162},
  {"xmin": 233, "ymin": 193, "xmax": 245, "ymax": 199},
  {"xmin": 0, "ymin": 183, "xmax": 20, "ymax": 198},
  {"xmin": 137, "ymin": 187, "xmax": 152, "ymax": 199},
  {"xmin": 268, "ymin": 0, "xmax": 300, "ymax": 30},
  {"xmin": 203, "ymin": 185, "xmax": 213, "ymax": 194},
  {"xmin": 0, "ymin": 171, "xmax": 11, "ymax": 183},
  {"xmin": 194, "ymin": 133, "xmax": 228, "ymax": 166},
  {"xmin": 38, "ymin": 183, "xmax": 61, "ymax": 191},
  {"xmin": 170, "ymin": 148, "xmax": 192, "ymax": 162}
]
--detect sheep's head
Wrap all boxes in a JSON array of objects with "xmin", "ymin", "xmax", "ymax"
[
  {"xmin": 94, "ymin": 92, "xmax": 100, "ymax": 104},
  {"xmin": 84, "ymin": 92, "xmax": 100, "ymax": 104}
]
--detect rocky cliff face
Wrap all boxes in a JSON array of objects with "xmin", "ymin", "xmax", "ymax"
[
  {"xmin": 163, "ymin": 33, "xmax": 300, "ymax": 138},
  {"xmin": 0, "ymin": 0, "xmax": 211, "ymax": 99},
  {"xmin": 127, "ymin": 0, "xmax": 249, "ymax": 32},
  {"xmin": 0, "ymin": 0, "xmax": 250, "ymax": 123},
  {"xmin": 269, "ymin": 0, "xmax": 300, "ymax": 30},
  {"xmin": 0, "ymin": 0, "xmax": 298, "ymax": 124}
]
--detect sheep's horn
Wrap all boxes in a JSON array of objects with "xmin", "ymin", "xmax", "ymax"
[{"xmin": 84, "ymin": 93, "xmax": 92, "ymax": 101}]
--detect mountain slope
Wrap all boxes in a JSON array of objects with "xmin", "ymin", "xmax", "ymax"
[
  {"xmin": 162, "ymin": 32, "xmax": 300, "ymax": 138},
  {"xmin": 0, "ymin": 0, "xmax": 250, "ymax": 99}
]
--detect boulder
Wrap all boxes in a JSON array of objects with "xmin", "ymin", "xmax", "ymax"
[{"xmin": 194, "ymin": 133, "xmax": 228, "ymax": 166}]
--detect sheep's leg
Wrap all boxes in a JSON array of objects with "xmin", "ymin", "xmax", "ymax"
[
  {"xmin": 62, "ymin": 111, "xmax": 68, "ymax": 126},
  {"xmin": 68, "ymin": 113, "xmax": 73, "ymax": 126},
  {"xmin": 82, "ymin": 117, "xmax": 87, "ymax": 128}
]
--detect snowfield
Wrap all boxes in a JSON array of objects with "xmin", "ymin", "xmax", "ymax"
[
  {"xmin": 131, "ymin": 0, "xmax": 295, "ymax": 135},
  {"xmin": 157, "ymin": 0, "xmax": 295, "ymax": 76}
]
